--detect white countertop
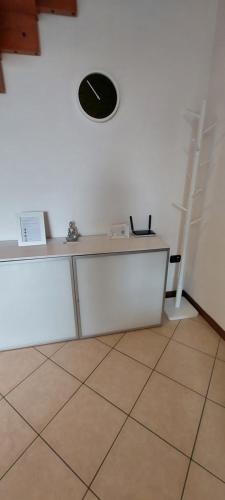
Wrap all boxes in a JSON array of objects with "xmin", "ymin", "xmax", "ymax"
[{"xmin": 0, "ymin": 235, "xmax": 169, "ymax": 262}]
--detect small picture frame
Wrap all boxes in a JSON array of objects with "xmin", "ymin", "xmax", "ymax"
[
  {"xmin": 17, "ymin": 211, "xmax": 46, "ymax": 246},
  {"xmin": 108, "ymin": 223, "xmax": 130, "ymax": 239}
]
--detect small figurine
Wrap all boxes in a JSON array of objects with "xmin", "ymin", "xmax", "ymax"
[{"xmin": 66, "ymin": 221, "xmax": 79, "ymax": 242}]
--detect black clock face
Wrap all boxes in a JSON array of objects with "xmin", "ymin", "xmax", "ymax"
[{"xmin": 78, "ymin": 73, "xmax": 119, "ymax": 121}]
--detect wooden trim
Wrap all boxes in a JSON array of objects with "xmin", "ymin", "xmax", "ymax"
[
  {"xmin": 182, "ymin": 290, "xmax": 225, "ymax": 340},
  {"xmin": 165, "ymin": 290, "xmax": 225, "ymax": 339},
  {"xmin": 36, "ymin": 0, "xmax": 77, "ymax": 16}
]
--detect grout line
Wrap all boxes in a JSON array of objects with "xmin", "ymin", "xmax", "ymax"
[
  {"xmin": 0, "ymin": 434, "xmax": 39, "ymax": 483},
  {"xmin": 33, "ymin": 347, "xmax": 49, "ymax": 359},
  {"xmin": 40, "ymin": 434, "xmax": 89, "ymax": 490},
  {"xmin": 2, "ymin": 321, "xmax": 216, "ymax": 489},
  {"xmin": 114, "ymin": 331, "xmax": 217, "ymax": 378},
  {"xmin": 171, "ymin": 336, "xmax": 219, "ymax": 359},
  {"xmin": 83, "ymin": 384, "xmax": 128, "ymax": 417},
  {"xmin": 38, "ymin": 384, "xmax": 82, "ymax": 434},
  {"xmin": 49, "ymin": 340, "xmax": 116, "ymax": 385},
  {"xmin": 1, "ymin": 320, "xmax": 222, "ymax": 495},
  {"xmin": 37, "ymin": 322, "xmax": 211, "ymax": 467},
  {"xmin": 37, "ymin": 337, "xmax": 130, "ymax": 436},
  {"xmin": 82, "ymin": 488, "xmax": 102, "ymax": 500},
  {"xmin": 89, "ymin": 490, "xmax": 102, "ymax": 500},
  {"xmin": 166, "ymin": 336, "xmax": 218, "ymax": 359},
  {"xmin": 3, "ymin": 398, "xmax": 39, "ymax": 435},
  {"xmin": 191, "ymin": 458, "xmax": 225, "ymax": 485},
  {"xmin": 48, "ymin": 331, "xmax": 128, "ymax": 389},
  {"xmin": 206, "ymin": 396, "xmax": 225, "ymax": 410},
  {"xmin": 129, "ymin": 414, "xmax": 190, "ymax": 459},
  {"xmin": 96, "ymin": 331, "xmax": 126, "ymax": 348},
  {"xmin": 3, "ymin": 357, "xmax": 48, "ymax": 399},
  {"xmin": 43, "ymin": 356, "xmax": 84, "ymax": 384},
  {"xmin": 34, "ymin": 341, "xmax": 67, "ymax": 358},
  {"xmin": 180, "ymin": 338, "xmax": 221, "ymax": 500},
  {"xmin": 216, "ymin": 354, "xmax": 225, "ymax": 364},
  {"xmin": 1, "ymin": 395, "xmax": 89, "ymax": 490},
  {"xmin": 88, "ymin": 320, "xmax": 181, "ymax": 493},
  {"xmin": 88, "ymin": 414, "xmax": 128, "ymax": 492},
  {"xmin": 113, "ymin": 344, "xmax": 165, "ymax": 370},
  {"xmin": 154, "ymin": 369, "xmax": 207, "ymax": 398}
]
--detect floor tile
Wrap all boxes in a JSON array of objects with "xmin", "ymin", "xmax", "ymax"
[
  {"xmin": 116, "ymin": 328, "xmax": 168, "ymax": 368},
  {"xmin": 0, "ymin": 399, "xmax": 36, "ymax": 479},
  {"xmin": 52, "ymin": 338, "xmax": 110, "ymax": 381},
  {"xmin": 131, "ymin": 372, "xmax": 204, "ymax": 456},
  {"xmin": 92, "ymin": 418, "xmax": 189, "ymax": 500},
  {"xmin": 193, "ymin": 400, "xmax": 225, "ymax": 482},
  {"xmin": 87, "ymin": 350, "xmax": 150, "ymax": 413},
  {"xmin": 85, "ymin": 491, "xmax": 99, "ymax": 500},
  {"xmin": 208, "ymin": 359, "xmax": 225, "ymax": 407},
  {"xmin": 217, "ymin": 339, "xmax": 225, "ymax": 362},
  {"xmin": 192, "ymin": 314, "xmax": 212, "ymax": 327},
  {"xmin": 35, "ymin": 342, "xmax": 65, "ymax": 357},
  {"xmin": 42, "ymin": 385, "xmax": 126, "ymax": 484},
  {"xmin": 183, "ymin": 461, "xmax": 225, "ymax": 500},
  {"xmin": 0, "ymin": 438, "xmax": 86, "ymax": 500},
  {"xmin": 97, "ymin": 332, "xmax": 124, "ymax": 347},
  {"xmin": 0, "ymin": 348, "xmax": 45, "ymax": 395},
  {"xmin": 7, "ymin": 361, "xmax": 81, "ymax": 432},
  {"xmin": 157, "ymin": 341, "xmax": 214, "ymax": 395},
  {"xmin": 173, "ymin": 318, "xmax": 219, "ymax": 356},
  {"xmin": 151, "ymin": 314, "xmax": 180, "ymax": 338}
]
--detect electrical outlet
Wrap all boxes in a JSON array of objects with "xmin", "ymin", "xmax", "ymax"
[{"xmin": 170, "ymin": 255, "xmax": 181, "ymax": 263}]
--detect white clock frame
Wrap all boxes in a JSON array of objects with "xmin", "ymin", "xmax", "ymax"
[{"xmin": 77, "ymin": 71, "xmax": 120, "ymax": 122}]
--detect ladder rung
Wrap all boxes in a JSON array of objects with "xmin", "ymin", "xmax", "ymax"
[
  {"xmin": 173, "ymin": 203, "xmax": 188, "ymax": 213},
  {"xmin": 190, "ymin": 217, "xmax": 202, "ymax": 225}
]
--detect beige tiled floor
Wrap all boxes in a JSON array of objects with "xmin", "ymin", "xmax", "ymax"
[
  {"xmin": 217, "ymin": 338, "xmax": 225, "ymax": 361},
  {"xmin": 0, "ymin": 317, "xmax": 224, "ymax": 499},
  {"xmin": 173, "ymin": 318, "xmax": 219, "ymax": 356},
  {"xmin": 131, "ymin": 371, "xmax": 204, "ymax": 456},
  {"xmin": 157, "ymin": 340, "xmax": 214, "ymax": 395},
  {"xmin": 6, "ymin": 361, "xmax": 81, "ymax": 432},
  {"xmin": 86, "ymin": 349, "xmax": 150, "ymax": 412},
  {"xmin": 51, "ymin": 338, "xmax": 110, "ymax": 381},
  {"xmin": 116, "ymin": 327, "xmax": 169, "ymax": 367}
]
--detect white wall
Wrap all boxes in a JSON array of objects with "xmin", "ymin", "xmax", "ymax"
[
  {"xmin": 0, "ymin": 0, "xmax": 217, "ymax": 290},
  {"xmin": 185, "ymin": 0, "xmax": 225, "ymax": 329}
]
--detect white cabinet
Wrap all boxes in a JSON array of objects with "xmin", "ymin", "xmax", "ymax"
[
  {"xmin": 0, "ymin": 257, "xmax": 77, "ymax": 350},
  {"xmin": 75, "ymin": 250, "xmax": 168, "ymax": 337},
  {"xmin": 0, "ymin": 236, "xmax": 169, "ymax": 350}
]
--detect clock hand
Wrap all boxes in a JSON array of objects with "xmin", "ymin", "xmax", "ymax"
[{"xmin": 86, "ymin": 80, "xmax": 101, "ymax": 101}]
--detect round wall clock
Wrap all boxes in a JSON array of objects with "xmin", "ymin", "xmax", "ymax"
[{"xmin": 78, "ymin": 73, "xmax": 119, "ymax": 122}]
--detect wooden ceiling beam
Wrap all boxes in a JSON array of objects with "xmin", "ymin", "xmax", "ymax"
[
  {"xmin": 0, "ymin": 1, "xmax": 37, "ymax": 16},
  {"xmin": 0, "ymin": 0, "xmax": 77, "ymax": 92},
  {"xmin": 0, "ymin": 0, "xmax": 40, "ymax": 56},
  {"xmin": 36, "ymin": 0, "xmax": 77, "ymax": 16},
  {"xmin": 0, "ymin": 12, "xmax": 40, "ymax": 55}
]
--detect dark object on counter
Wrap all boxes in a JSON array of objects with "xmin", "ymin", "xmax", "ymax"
[{"xmin": 130, "ymin": 215, "xmax": 156, "ymax": 236}]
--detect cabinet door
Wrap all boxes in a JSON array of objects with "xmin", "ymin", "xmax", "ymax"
[
  {"xmin": 0, "ymin": 257, "xmax": 77, "ymax": 350},
  {"xmin": 75, "ymin": 251, "xmax": 168, "ymax": 337}
]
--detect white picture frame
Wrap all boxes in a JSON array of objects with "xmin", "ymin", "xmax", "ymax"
[{"xmin": 17, "ymin": 211, "xmax": 46, "ymax": 246}]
